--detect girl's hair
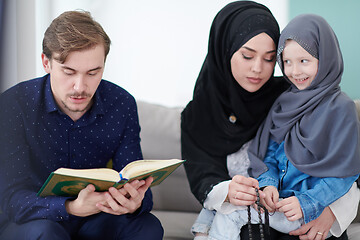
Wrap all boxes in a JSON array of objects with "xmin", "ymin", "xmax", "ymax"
[{"xmin": 42, "ymin": 10, "xmax": 111, "ymax": 63}]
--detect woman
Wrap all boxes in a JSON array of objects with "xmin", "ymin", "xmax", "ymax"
[{"xmin": 181, "ymin": 1, "xmax": 353, "ymax": 239}]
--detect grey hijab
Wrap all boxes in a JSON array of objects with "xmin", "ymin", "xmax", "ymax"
[{"xmin": 248, "ymin": 14, "xmax": 360, "ymax": 178}]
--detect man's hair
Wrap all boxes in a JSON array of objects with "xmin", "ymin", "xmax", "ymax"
[{"xmin": 42, "ymin": 10, "xmax": 111, "ymax": 63}]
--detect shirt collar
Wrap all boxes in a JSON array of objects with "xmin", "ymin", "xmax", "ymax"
[
  {"xmin": 44, "ymin": 74, "xmax": 58, "ymax": 113},
  {"xmin": 91, "ymin": 86, "xmax": 105, "ymax": 116}
]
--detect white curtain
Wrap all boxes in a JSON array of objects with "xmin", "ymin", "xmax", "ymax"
[
  {"xmin": 0, "ymin": 0, "xmax": 37, "ymax": 92},
  {"xmin": 0, "ymin": 0, "xmax": 4, "ymax": 92}
]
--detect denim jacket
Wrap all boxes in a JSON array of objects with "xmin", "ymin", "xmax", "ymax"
[{"xmin": 257, "ymin": 139, "xmax": 359, "ymax": 223}]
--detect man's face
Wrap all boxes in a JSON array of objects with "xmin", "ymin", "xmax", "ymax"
[{"xmin": 42, "ymin": 44, "xmax": 105, "ymax": 121}]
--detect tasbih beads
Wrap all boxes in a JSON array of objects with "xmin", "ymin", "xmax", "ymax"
[
  {"xmin": 256, "ymin": 189, "xmax": 264, "ymax": 239},
  {"xmin": 247, "ymin": 205, "xmax": 253, "ymax": 240},
  {"xmin": 247, "ymin": 188, "xmax": 269, "ymax": 240}
]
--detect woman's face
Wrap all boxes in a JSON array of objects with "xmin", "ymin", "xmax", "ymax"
[{"xmin": 230, "ymin": 32, "xmax": 276, "ymax": 92}]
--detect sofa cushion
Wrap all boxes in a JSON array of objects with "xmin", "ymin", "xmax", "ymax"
[
  {"xmin": 347, "ymin": 223, "xmax": 360, "ymax": 240},
  {"xmin": 151, "ymin": 210, "xmax": 197, "ymax": 240},
  {"xmin": 151, "ymin": 165, "xmax": 202, "ymax": 212}
]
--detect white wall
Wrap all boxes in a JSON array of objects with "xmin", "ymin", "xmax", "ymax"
[{"xmin": 3, "ymin": 0, "xmax": 288, "ymax": 107}]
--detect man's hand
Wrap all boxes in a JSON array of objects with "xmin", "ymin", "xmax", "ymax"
[
  {"xmin": 261, "ymin": 186, "xmax": 279, "ymax": 212},
  {"xmin": 276, "ymin": 196, "xmax": 303, "ymax": 221},
  {"xmin": 65, "ymin": 184, "xmax": 107, "ymax": 217},
  {"xmin": 96, "ymin": 176, "xmax": 153, "ymax": 215}
]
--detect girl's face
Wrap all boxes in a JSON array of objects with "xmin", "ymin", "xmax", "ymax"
[
  {"xmin": 282, "ymin": 40, "xmax": 319, "ymax": 90},
  {"xmin": 230, "ymin": 32, "xmax": 276, "ymax": 92}
]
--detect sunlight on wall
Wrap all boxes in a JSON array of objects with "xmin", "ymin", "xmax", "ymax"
[{"xmin": 35, "ymin": 0, "xmax": 288, "ymax": 107}]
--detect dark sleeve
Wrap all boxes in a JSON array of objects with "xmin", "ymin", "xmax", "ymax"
[{"xmin": 181, "ymin": 129, "xmax": 231, "ymax": 205}]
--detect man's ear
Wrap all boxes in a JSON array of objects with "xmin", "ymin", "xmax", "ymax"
[{"xmin": 41, "ymin": 53, "xmax": 51, "ymax": 73}]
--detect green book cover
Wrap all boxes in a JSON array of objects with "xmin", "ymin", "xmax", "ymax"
[{"xmin": 37, "ymin": 159, "xmax": 185, "ymax": 197}]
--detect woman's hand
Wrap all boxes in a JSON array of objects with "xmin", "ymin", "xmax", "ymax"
[
  {"xmin": 227, "ymin": 175, "xmax": 264, "ymax": 206},
  {"xmin": 289, "ymin": 206, "xmax": 335, "ymax": 240}
]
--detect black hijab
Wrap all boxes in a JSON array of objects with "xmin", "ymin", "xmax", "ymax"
[{"xmin": 181, "ymin": 1, "xmax": 289, "ymax": 158}]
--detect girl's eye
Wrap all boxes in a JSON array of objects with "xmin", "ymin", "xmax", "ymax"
[
  {"xmin": 88, "ymin": 72, "xmax": 97, "ymax": 76},
  {"xmin": 283, "ymin": 59, "xmax": 290, "ymax": 65},
  {"xmin": 301, "ymin": 59, "xmax": 309, "ymax": 63},
  {"xmin": 242, "ymin": 54, "xmax": 252, "ymax": 60}
]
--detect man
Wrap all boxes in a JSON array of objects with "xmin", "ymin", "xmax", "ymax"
[{"xmin": 0, "ymin": 10, "xmax": 163, "ymax": 239}]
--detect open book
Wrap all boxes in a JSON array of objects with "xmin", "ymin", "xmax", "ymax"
[{"xmin": 37, "ymin": 159, "xmax": 185, "ymax": 197}]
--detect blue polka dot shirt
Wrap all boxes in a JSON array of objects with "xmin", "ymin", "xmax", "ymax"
[{"xmin": 0, "ymin": 74, "xmax": 153, "ymax": 224}]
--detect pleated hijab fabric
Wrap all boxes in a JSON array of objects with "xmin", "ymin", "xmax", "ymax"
[
  {"xmin": 248, "ymin": 14, "xmax": 360, "ymax": 178},
  {"xmin": 181, "ymin": 1, "xmax": 288, "ymax": 158}
]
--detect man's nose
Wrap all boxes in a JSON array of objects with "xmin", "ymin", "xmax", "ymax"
[{"xmin": 73, "ymin": 76, "xmax": 86, "ymax": 93}]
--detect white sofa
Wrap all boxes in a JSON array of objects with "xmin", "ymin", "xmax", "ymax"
[{"xmin": 137, "ymin": 100, "xmax": 360, "ymax": 240}]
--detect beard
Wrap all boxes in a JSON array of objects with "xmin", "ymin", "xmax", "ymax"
[{"xmin": 61, "ymin": 100, "xmax": 92, "ymax": 113}]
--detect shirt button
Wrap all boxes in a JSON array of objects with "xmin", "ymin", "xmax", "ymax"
[{"xmin": 282, "ymin": 170, "xmax": 285, "ymax": 173}]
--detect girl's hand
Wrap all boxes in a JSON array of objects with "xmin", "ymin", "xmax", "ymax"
[
  {"xmin": 261, "ymin": 186, "xmax": 279, "ymax": 212},
  {"xmin": 276, "ymin": 196, "xmax": 303, "ymax": 221}
]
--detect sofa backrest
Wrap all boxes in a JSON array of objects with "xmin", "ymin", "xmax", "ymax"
[{"xmin": 137, "ymin": 100, "xmax": 202, "ymax": 212}]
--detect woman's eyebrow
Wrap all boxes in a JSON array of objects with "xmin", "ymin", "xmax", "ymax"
[
  {"xmin": 242, "ymin": 46, "xmax": 256, "ymax": 52},
  {"xmin": 242, "ymin": 46, "xmax": 276, "ymax": 54},
  {"xmin": 266, "ymin": 49, "xmax": 276, "ymax": 54}
]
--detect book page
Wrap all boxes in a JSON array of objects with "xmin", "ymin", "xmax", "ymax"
[
  {"xmin": 54, "ymin": 168, "xmax": 120, "ymax": 182},
  {"xmin": 120, "ymin": 159, "xmax": 184, "ymax": 179}
]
